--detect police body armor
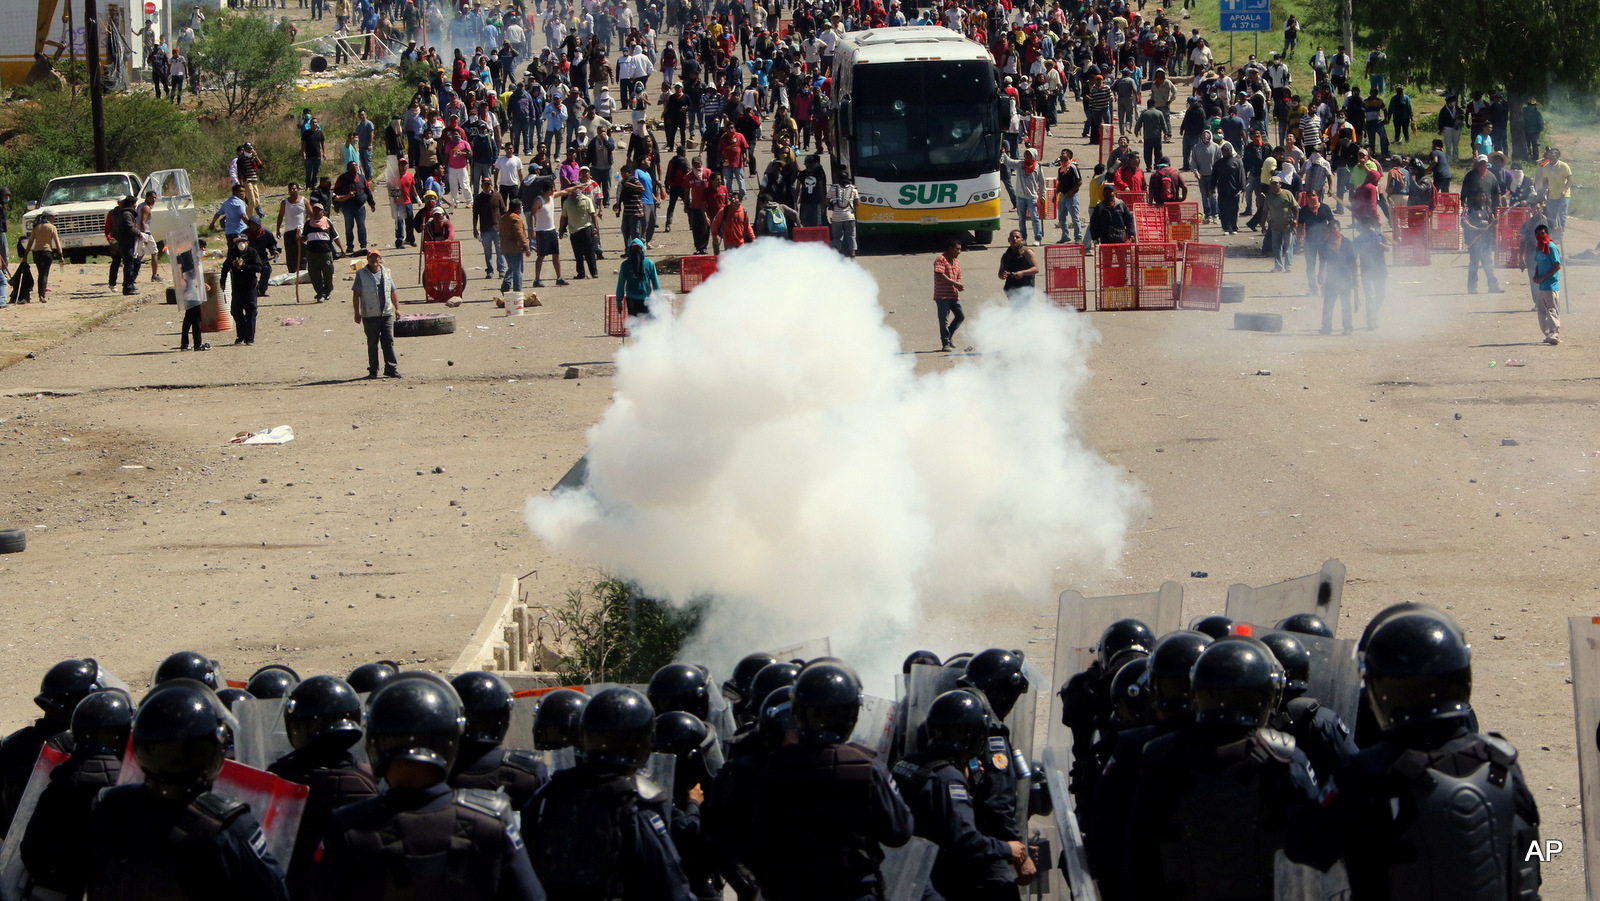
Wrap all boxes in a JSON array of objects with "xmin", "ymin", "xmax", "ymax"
[
  {"xmin": 89, "ymin": 785, "xmax": 254, "ymax": 901},
  {"xmin": 1058, "ymin": 663, "xmax": 1108, "ymax": 812},
  {"xmin": 449, "ymin": 746, "xmax": 548, "ymax": 809},
  {"xmin": 527, "ymin": 767, "xmax": 669, "ymax": 901},
  {"xmin": 267, "ymin": 752, "xmax": 378, "ymax": 895},
  {"xmin": 21, "ymin": 752, "xmax": 123, "ymax": 895},
  {"xmin": 333, "ymin": 787, "xmax": 511, "ymax": 901},
  {"xmin": 1351, "ymin": 733, "xmax": 1523, "ymax": 901},
  {"xmin": 1268, "ymin": 697, "xmax": 1352, "ymax": 787},
  {"xmin": 1143, "ymin": 729, "xmax": 1301, "ymax": 901},
  {"xmin": 754, "ymin": 742, "xmax": 883, "ymax": 901}
]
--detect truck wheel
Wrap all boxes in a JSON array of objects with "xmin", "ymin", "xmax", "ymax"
[
  {"xmin": 67, "ymin": 251, "xmax": 87, "ymax": 265},
  {"xmin": 394, "ymin": 313, "xmax": 456, "ymax": 337},
  {"xmin": 972, "ymin": 230, "xmax": 994, "ymax": 245}
]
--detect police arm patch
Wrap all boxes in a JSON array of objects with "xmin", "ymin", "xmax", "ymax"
[
  {"xmin": 948, "ymin": 783, "xmax": 969, "ymax": 802},
  {"xmin": 506, "ymin": 823, "xmax": 525, "ymax": 852},
  {"xmin": 248, "ymin": 826, "xmax": 270, "ymax": 860},
  {"xmin": 644, "ymin": 810, "xmax": 670, "ymax": 838}
]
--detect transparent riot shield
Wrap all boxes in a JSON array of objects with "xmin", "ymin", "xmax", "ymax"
[
  {"xmin": 849, "ymin": 695, "xmax": 898, "ymax": 758},
  {"xmin": 547, "ymin": 747, "xmax": 579, "ymax": 773},
  {"xmin": 507, "ymin": 694, "xmax": 542, "ymax": 752},
  {"xmin": 1005, "ymin": 659, "xmax": 1045, "ymax": 837},
  {"xmin": 765, "ymin": 637, "xmax": 833, "ymax": 663},
  {"xmin": 878, "ymin": 836, "xmax": 939, "ymax": 901},
  {"xmin": 1570, "ymin": 616, "xmax": 1600, "ymax": 899},
  {"xmin": 1273, "ymin": 850, "xmax": 1351, "ymax": 901},
  {"xmin": 166, "ymin": 222, "xmax": 206, "ymax": 308},
  {"xmin": 1041, "ymin": 746, "xmax": 1098, "ymax": 901},
  {"xmin": 903, "ymin": 665, "xmax": 961, "ymax": 756},
  {"xmin": 232, "ymin": 698, "xmax": 292, "ymax": 771},
  {"xmin": 0, "ymin": 743, "xmax": 70, "ymax": 900},
  {"xmin": 640, "ymin": 752, "xmax": 677, "ymax": 799},
  {"xmin": 1298, "ymin": 635, "xmax": 1360, "ymax": 727},
  {"xmin": 116, "ymin": 758, "xmax": 308, "ymax": 866},
  {"xmin": 707, "ymin": 680, "xmax": 738, "ymax": 742},
  {"xmin": 1224, "ymin": 561, "xmax": 1345, "ymax": 635}
]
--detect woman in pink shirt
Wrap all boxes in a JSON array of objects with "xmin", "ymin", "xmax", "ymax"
[{"xmin": 446, "ymin": 134, "xmax": 473, "ymax": 206}]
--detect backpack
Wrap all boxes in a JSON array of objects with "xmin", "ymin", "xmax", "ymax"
[
  {"xmin": 762, "ymin": 204, "xmax": 788, "ymax": 235},
  {"xmin": 1101, "ymin": 202, "xmax": 1129, "ymax": 244},
  {"xmin": 1151, "ymin": 168, "xmax": 1178, "ymax": 204}
]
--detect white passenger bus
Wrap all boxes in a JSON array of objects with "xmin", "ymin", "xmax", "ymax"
[{"xmin": 831, "ymin": 27, "xmax": 1005, "ymax": 243}]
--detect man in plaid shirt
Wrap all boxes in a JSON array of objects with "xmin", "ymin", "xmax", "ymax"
[{"xmin": 933, "ymin": 240, "xmax": 966, "ymax": 352}]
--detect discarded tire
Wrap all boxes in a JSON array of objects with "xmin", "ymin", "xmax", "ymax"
[
  {"xmin": 394, "ymin": 313, "xmax": 456, "ymax": 337},
  {"xmin": 166, "ymin": 287, "xmax": 178, "ymax": 305},
  {"xmin": 1220, "ymin": 282, "xmax": 1246, "ymax": 304},
  {"xmin": 0, "ymin": 529, "xmax": 26, "ymax": 554},
  {"xmin": 1233, "ymin": 312, "xmax": 1283, "ymax": 333}
]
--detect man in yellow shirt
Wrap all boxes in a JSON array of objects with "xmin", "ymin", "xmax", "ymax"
[{"xmin": 1535, "ymin": 146, "xmax": 1572, "ymax": 237}]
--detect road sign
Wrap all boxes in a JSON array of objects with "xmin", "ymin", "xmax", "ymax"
[
  {"xmin": 1219, "ymin": 0, "xmax": 1271, "ymax": 32},
  {"xmin": 145, "ymin": 1, "xmax": 156, "ymax": 13}
]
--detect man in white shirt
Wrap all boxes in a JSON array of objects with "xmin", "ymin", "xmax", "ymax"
[{"xmin": 494, "ymin": 143, "xmax": 524, "ymax": 203}]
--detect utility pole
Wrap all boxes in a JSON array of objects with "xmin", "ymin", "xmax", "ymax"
[
  {"xmin": 1342, "ymin": 0, "xmax": 1354, "ymax": 63},
  {"xmin": 85, "ymin": 0, "xmax": 111, "ymax": 172}
]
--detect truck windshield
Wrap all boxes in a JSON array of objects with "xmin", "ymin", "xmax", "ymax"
[
  {"xmin": 851, "ymin": 60, "xmax": 999, "ymax": 182},
  {"xmin": 40, "ymin": 175, "xmax": 131, "ymax": 206}
]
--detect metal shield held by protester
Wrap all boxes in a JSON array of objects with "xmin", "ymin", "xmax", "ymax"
[
  {"xmin": 0, "ymin": 743, "xmax": 71, "ymax": 901},
  {"xmin": 878, "ymin": 836, "xmax": 939, "ymax": 901},
  {"xmin": 1569, "ymin": 616, "xmax": 1600, "ymax": 899},
  {"xmin": 1224, "ymin": 560, "xmax": 1344, "ymax": 634},
  {"xmin": 117, "ymin": 758, "xmax": 308, "ymax": 868},
  {"xmin": 903, "ymin": 664, "xmax": 961, "ymax": 756},
  {"xmin": 231, "ymin": 698, "xmax": 293, "ymax": 771}
]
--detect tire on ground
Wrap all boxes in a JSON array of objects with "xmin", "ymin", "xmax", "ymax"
[
  {"xmin": 0, "ymin": 529, "xmax": 26, "ymax": 554},
  {"xmin": 1220, "ymin": 282, "xmax": 1246, "ymax": 304},
  {"xmin": 394, "ymin": 313, "xmax": 456, "ymax": 337},
  {"xmin": 1233, "ymin": 312, "xmax": 1283, "ymax": 333}
]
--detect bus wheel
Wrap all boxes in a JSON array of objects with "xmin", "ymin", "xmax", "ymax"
[{"xmin": 972, "ymin": 230, "xmax": 994, "ymax": 245}]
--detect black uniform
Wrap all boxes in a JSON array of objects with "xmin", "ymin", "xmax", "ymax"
[
  {"xmin": 890, "ymin": 753, "xmax": 1014, "ymax": 900},
  {"xmin": 86, "ymin": 784, "xmax": 290, "ymax": 901},
  {"xmin": 1125, "ymin": 725, "xmax": 1319, "ymax": 901},
  {"xmin": 20, "ymin": 749, "xmax": 122, "ymax": 897},
  {"xmin": 702, "ymin": 735, "xmax": 765, "ymax": 901},
  {"xmin": 449, "ymin": 745, "xmax": 549, "ymax": 809},
  {"xmin": 968, "ymin": 722, "xmax": 1023, "ymax": 900},
  {"xmin": 523, "ymin": 764, "xmax": 693, "ymax": 901},
  {"xmin": 751, "ymin": 741, "xmax": 914, "ymax": 901},
  {"xmin": 1268, "ymin": 697, "xmax": 1356, "ymax": 787},
  {"xmin": 1058, "ymin": 663, "xmax": 1110, "ymax": 817},
  {"xmin": 310, "ymin": 782, "xmax": 545, "ymax": 901},
  {"xmin": 266, "ymin": 750, "xmax": 380, "ymax": 901},
  {"xmin": 1087, "ymin": 723, "xmax": 1172, "ymax": 901},
  {"xmin": 0, "ymin": 718, "xmax": 71, "ymax": 836},
  {"xmin": 1286, "ymin": 722, "xmax": 1542, "ymax": 901}
]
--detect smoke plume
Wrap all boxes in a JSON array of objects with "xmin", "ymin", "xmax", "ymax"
[{"xmin": 527, "ymin": 240, "xmax": 1141, "ymax": 676}]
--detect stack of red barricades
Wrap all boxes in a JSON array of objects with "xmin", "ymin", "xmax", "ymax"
[
  {"xmin": 1430, "ymin": 193, "xmax": 1462, "ymax": 251},
  {"xmin": 1043, "ymin": 243, "xmax": 1088, "ymax": 311},
  {"xmin": 1135, "ymin": 243, "xmax": 1180, "ymax": 310},
  {"xmin": 1133, "ymin": 205, "xmax": 1168, "ymax": 243},
  {"xmin": 1166, "ymin": 201, "xmax": 1200, "ymax": 245},
  {"xmin": 1390, "ymin": 206, "xmax": 1431, "ymax": 267},
  {"xmin": 421, "ymin": 240, "xmax": 465, "ymax": 303},
  {"xmin": 1096, "ymin": 244, "xmax": 1138, "ymax": 311},
  {"xmin": 679, "ymin": 255, "xmax": 719, "ymax": 293},
  {"xmin": 792, "ymin": 226, "xmax": 831, "ymax": 245},
  {"xmin": 1496, "ymin": 207, "xmax": 1532, "ymax": 269},
  {"xmin": 604, "ymin": 294, "xmax": 628, "ymax": 337},
  {"xmin": 1179, "ymin": 243, "xmax": 1225, "ymax": 311}
]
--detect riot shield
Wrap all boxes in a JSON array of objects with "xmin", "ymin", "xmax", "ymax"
[
  {"xmin": 1005, "ymin": 660, "xmax": 1045, "ymax": 837},
  {"xmin": 1041, "ymin": 746, "xmax": 1098, "ymax": 901},
  {"xmin": 1224, "ymin": 561, "xmax": 1345, "ymax": 635},
  {"xmin": 765, "ymin": 637, "xmax": 832, "ymax": 663},
  {"xmin": 506, "ymin": 685, "xmax": 590, "ymax": 752},
  {"xmin": 878, "ymin": 836, "xmax": 939, "ymax": 901},
  {"xmin": 707, "ymin": 680, "xmax": 738, "ymax": 742},
  {"xmin": 0, "ymin": 743, "xmax": 70, "ymax": 900},
  {"xmin": 116, "ymin": 759, "xmax": 308, "ymax": 867},
  {"xmin": 1273, "ymin": 850, "xmax": 1351, "ymax": 901},
  {"xmin": 1570, "ymin": 616, "xmax": 1600, "ymax": 899},
  {"xmin": 849, "ymin": 695, "xmax": 898, "ymax": 758},
  {"xmin": 232, "ymin": 698, "xmax": 292, "ymax": 771},
  {"xmin": 1298, "ymin": 634, "xmax": 1360, "ymax": 727},
  {"xmin": 641, "ymin": 752, "xmax": 677, "ymax": 798},
  {"xmin": 547, "ymin": 747, "xmax": 579, "ymax": 773},
  {"xmin": 903, "ymin": 665, "xmax": 961, "ymax": 755}
]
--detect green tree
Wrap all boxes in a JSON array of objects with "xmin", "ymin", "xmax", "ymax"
[
  {"xmin": 555, "ymin": 578, "xmax": 706, "ymax": 686},
  {"xmin": 191, "ymin": 13, "xmax": 299, "ymax": 125}
]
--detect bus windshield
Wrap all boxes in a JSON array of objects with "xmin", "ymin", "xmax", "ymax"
[{"xmin": 851, "ymin": 60, "xmax": 999, "ymax": 182}]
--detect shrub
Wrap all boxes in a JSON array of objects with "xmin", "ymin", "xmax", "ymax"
[
  {"xmin": 555, "ymin": 578, "xmax": 706, "ymax": 686},
  {"xmin": 191, "ymin": 13, "xmax": 300, "ymax": 124}
]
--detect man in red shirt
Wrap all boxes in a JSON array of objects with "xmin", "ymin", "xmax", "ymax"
[
  {"xmin": 719, "ymin": 128, "xmax": 749, "ymax": 198},
  {"xmin": 685, "ymin": 155, "xmax": 714, "ymax": 255},
  {"xmin": 388, "ymin": 157, "xmax": 418, "ymax": 248},
  {"xmin": 711, "ymin": 191, "xmax": 755, "ymax": 253},
  {"xmin": 932, "ymin": 239, "xmax": 965, "ymax": 352}
]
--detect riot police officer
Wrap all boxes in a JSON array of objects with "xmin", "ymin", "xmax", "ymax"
[
  {"xmin": 705, "ymin": 686, "xmax": 793, "ymax": 901},
  {"xmin": 1259, "ymin": 630, "xmax": 1356, "ymax": 782},
  {"xmin": 750, "ymin": 662, "xmax": 913, "ymax": 901},
  {"xmin": 532, "ymin": 688, "xmax": 588, "ymax": 771},
  {"xmin": 522, "ymin": 687, "xmax": 694, "ymax": 901},
  {"xmin": 1188, "ymin": 615, "xmax": 1235, "ymax": 640},
  {"xmin": 267, "ymin": 675, "xmax": 379, "ymax": 901},
  {"xmin": 86, "ymin": 679, "xmax": 289, "ymax": 901},
  {"xmin": 21, "ymin": 688, "xmax": 133, "ymax": 898},
  {"xmin": 656, "ymin": 711, "xmax": 722, "ymax": 900},
  {"xmin": 724, "ymin": 653, "xmax": 779, "ymax": 725},
  {"xmin": 1285, "ymin": 609, "xmax": 1542, "ymax": 901},
  {"xmin": 1059, "ymin": 619, "xmax": 1154, "ymax": 818},
  {"xmin": 1125, "ymin": 638, "xmax": 1318, "ymax": 901},
  {"xmin": 1351, "ymin": 602, "xmax": 1476, "ymax": 748},
  {"xmin": 345, "ymin": 660, "xmax": 401, "ymax": 694},
  {"xmin": 956, "ymin": 648, "xmax": 1036, "ymax": 900},
  {"xmin": 246, "ymin": 665, "xmax": 302, "ymax": 699},
  {"xmin": 448, "ymin": 671, "xmax": 548, "ymax": 808},
  {"xmin": 153, "ymin": 650, "xmax": 224, "ymax": 689},
  {"xmin": 309, "ymin": 674, "xmax": 545, "ymax": 901},
  {"xmin": 891, "ymin": 690, "xmax": 1028, "ymax": 900},
  {"xmin": 0, "ymin": 658, "xmax": 102, "ymax": 836},
  {"xmin": 649, "ymin": 664, "xmax": 714, "ymax": 721},
  {"xmin": 1276, "ymin": 613, "xmax": 1335, "ymax": 639}
]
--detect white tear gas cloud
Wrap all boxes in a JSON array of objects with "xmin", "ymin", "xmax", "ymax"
[{"xmin": 526, "ymin": 240, "xmax": 1142, "ymax": 678}]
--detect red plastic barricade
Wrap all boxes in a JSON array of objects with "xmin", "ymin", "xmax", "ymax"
[
  {"xmin": 605, "ymin": 294, "xmax": 628, "ymax": 337},
  {"xmin": 1095, "ymin": 243, "xmax": 1138, "ymax": 311},
  {"xmin": 1497, "ymin": 207, "xmax": 1532, "ymax": 268},
  {"xmin": 1430, "ymin": 192, "xmax": 1462, "ymax": 251},
  {"xmin": 1179, "ymin": 243, "xmax": 1225, "ymax": 311},
  {"xmin": 1166, "ymin": 202, "xmax": 1199, "ymax": 224},
  {"xmin": 792, "ymin": 226, "xmax": 831, "ymax": 245},
  {"xmin": 679, "ymin": 254, "xmax": 719, "ymax": 293},
  {"xmin": 1133, "ymin": 205, "xmax": 1168, "ymax": 243},
  {"xmin": 1391, "ymin": 206, "xmax": 1430, "ymax": 267},
  {"xmin": 1099, "ymin": 122, "xmax": 1114, "ymax": 166},
  {"xmin": 1027, "ymin": 115, "xmax": 1047, "ymax": 151},
  {"xmin": 1043, "ymin": 243, "xmax": 1088, "ymax": 311},
  {"xmin": 1117, "ymin": 191, "xmax": 1149, "ymax": 209},
  {"xmin": 421, "ymin": 240, "xmax": 465, "ymax": 303},
  {"xmin": 1135, "ymin": 243, "xmax": 1180, "ymax": 310}
]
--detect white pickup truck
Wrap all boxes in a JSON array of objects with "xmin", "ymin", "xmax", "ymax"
[{"xmin": 22, "ymin": 169, "xmax": 194, "ymax": 263}]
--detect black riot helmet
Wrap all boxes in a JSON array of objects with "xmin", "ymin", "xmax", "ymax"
[
  {"xmin": 580, "ymin": 687, "xmax": 656, "ymax": 770},
  {"xmin": 1361, "ymin": 611, "xmax": 1473, "ymax": 732},
  {"xmin": 942, "ymin": 653, "xmax": 974, "ymax": 673},
  {"xmin": 132, "ymin": 679, "xmax": 232, "ymax": 801},
  {"xmin": 922, "ymin": 690, "xmax": 990, "ymax": 760},
  {"xmin": 347, "ymin": 660, "xmax": 402, "ymax": 694},
  {"xmin": 1108, "ymin": 656, "xmax": 1152, "ymax": 729},
  {"xmin": 71, "ymin": 689, "xmax": 135, "ymax": 757},
  {"xmin": 533, "ymin": 689, "xmax": 589, "ymax": 750},
  {"xmin": 1276, "ymin": 613, "xmax": 1335, "ymax": 639},
  {"xmin": 653, "ymin": 711, "xmax": 710, "ymax": 757},
  {"xmin": 902, "ymin": 650, "xmax": 942, "ymax": 673},
  {"xmin": 960, "ymin": 648, "xmax": 1030, "ymax": 719},
  {"xmin": 1358, "ymin": 602, "xmax": 1464, "ymax": 651},
  {"xmin": 284, "ymin": 675, "xmax": 365, "ymax": 752},
  {"xmin": 1148, "ymin": 630, "xmax": 1215, "ymax": 716},
  {"xmin": 1258, "ymin": 631, "xmax": 1312, "ymax": 699},
  {"xmin": 747, "ymin": 663, "xmax": 801, "ymax": 716},
  {"xmin": 363, "ymin": 675, "xmax": 465, "ymax": 779},
  {"xmin": 245, "ymin": 664, "xmax": 301, "ymax": 699},
  {"xmin": 791, "ymin": 662, "xmax": 863, "ymax": 745},
  {"xmin": 153, "ymin": 651, "xmax": 221, "ymax": 690},
  {"xmin": 647, "ymin": 663, "xmax": 712, "ymax": 720},
  {"xmin": 1098, "ymin": 619, "xmax": 1156, "ymax": 670},
  {"xmin": 1188, "ymin": 615, "xmax": 1235, "ymax": 641},
  {"xmin": 450, "ymin": 671, "xmax": 515, "ymax": 746},
  {"xmin": 1191, "ymin": 638, "xmax": 1284, "ymax": 729},
  {"xmin": 757, "ymin": 685, "xmax": 796, "ymax": 748},
  {"xmin": 36, "ymin": 658, "xmax": 104, "ymax": 719},
  {"xmin": 215, "ymin": 688, "xmax": 252, "ymax": 710},
  {"xmin": 726, "ymin": 653, "xmax": 779, "ymax": 703}
]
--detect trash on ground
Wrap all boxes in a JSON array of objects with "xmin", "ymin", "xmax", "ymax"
[
  {"xmin": 281, "ymin": 317, "xmax": 307, "ymax": 326},
  {"xmin": 1504, "ymin": 359, "xmax": 1525, "ymax": 367},
  {"xmin": 268, "ymin": 270, "xmax": 309, "ymax": 286},
  {"xmin": 232, "ymin": 426, "xmax": 296, "ymax": 445}
]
